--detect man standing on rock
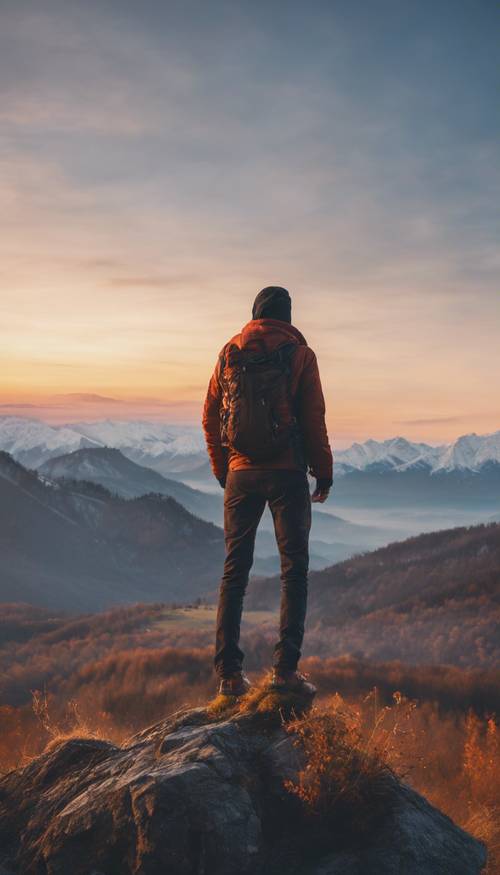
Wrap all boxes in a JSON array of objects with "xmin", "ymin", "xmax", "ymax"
[{"xmin": 203, "ymin": 286, "xmax": 333, "ymax": 697}]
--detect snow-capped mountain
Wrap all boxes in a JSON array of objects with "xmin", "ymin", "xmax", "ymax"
[
  {"xmin": 0, "ymin": 416, "xmax": 101, "ymax": 468},
  {"xmin": 67, "ymin": 420, "xmax": 207, "ymax": 475},
  {"xmin": 0, "ymin": 417, "xmax": 206, "ymax": 474},
  {"xmin": 431, "ymin": 432, "xmax": 500, "ymax": 473},
  {"xmin": 335, "ymin": 432, "xmax": 500, "ymax": 475},
  {"xmin": 68, "ymin": 420, "xmax": 205, "ymax": 458},
  {"xmin": 334, "ymin": 437, "xmax": 440, "ymax": 475},
  {"xmin": 329, "ymin": 431, "xmax": 500, "ymax": 516},
  {"xmin": 1, "ymin": 416, "xmax": 499, "ymax": 478}
]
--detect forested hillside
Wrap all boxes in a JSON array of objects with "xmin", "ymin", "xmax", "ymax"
[{"xmin": 247, "ymin": 522, "xmax": 500, "ymax": 667}]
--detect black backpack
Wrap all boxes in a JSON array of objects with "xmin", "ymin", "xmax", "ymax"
[{"xmin": 219, "ymin": 341, "xmax": 298, "ymax": 462}]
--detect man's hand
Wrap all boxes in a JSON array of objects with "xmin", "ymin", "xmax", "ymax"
[{"xmin": 311, "ymin": 477, "xmax": 332, "ymax": 503}]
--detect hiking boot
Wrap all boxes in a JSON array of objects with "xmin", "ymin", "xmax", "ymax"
[
  {"xmin": 218, "ymin": 672, "xmax": 251, "ymax": 698},
  {"xmin": 269, "ymin": 669, "xmax": 317, "ymax": 697}
]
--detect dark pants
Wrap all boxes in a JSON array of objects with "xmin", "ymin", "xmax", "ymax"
[{"xmin": 215, "ymin": 469, "xmax": 312, "ymax": 678}]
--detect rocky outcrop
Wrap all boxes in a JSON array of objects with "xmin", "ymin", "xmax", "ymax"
[{"xmin": 0, "ymin": 700, "xmax": 487, "ymax": 875}]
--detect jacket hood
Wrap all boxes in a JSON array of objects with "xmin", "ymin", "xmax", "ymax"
[
  {"xmin": 234, "ymin": 318, "xmax": 308, "ymax": 352},
  {"xmin": 252, "ymin": 286, "xmax": 291, "ymax": 322}
]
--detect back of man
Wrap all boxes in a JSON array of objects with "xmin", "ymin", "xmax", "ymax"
[{"xmin": 203, "ymin": 286, "xmax": 333, "ymax": 697}]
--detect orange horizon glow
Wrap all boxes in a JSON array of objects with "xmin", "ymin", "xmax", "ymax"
[{"xmin": 2, "ymin": 284, "xmax": 499, "ymax": 446}]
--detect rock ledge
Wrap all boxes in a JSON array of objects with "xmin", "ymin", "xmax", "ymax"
[{"xmin": 0, "ymin": 700, "xmax": 487, "ymax": 874}]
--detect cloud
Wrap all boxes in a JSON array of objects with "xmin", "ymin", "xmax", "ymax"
[
  {"xmin": 395, "ymin": 416, "xmax": 471, "ymax": 426},
  {"xmin": 0, "ymin": 403, "xmax": 63, "ymax": 410},
  {"xmin": 109, "ymin": 276, "xmax": 197, "ymax": 289},
  {"xmin": 0, "ymin": 403, "xmax": 38, "ymax": 409},
  {"xmin": 0, "ymin": 91, "xmax": 157, "ymax": 136},
  {"xmin": 50, "ymin": 393, "xmax": 122, "ymax": 404}
]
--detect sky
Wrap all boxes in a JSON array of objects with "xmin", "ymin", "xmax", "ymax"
[{"xmin": 1, "ymin": 0, "xmax": 499, "ymax": 446}]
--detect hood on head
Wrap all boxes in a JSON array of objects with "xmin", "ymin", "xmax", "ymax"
[{"xmin": 252, "ymin": 286, "xmax": 291, "ymax": 323}]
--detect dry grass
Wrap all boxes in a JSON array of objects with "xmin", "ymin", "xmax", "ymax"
[
  {"xmin": 31, "ymin": 690, "xmax": 110, "ymax": 751},
  {"xmin": 278, "ymin": 689, "xmax": 499, "ymax": 869},
  {"xmin": 205, "ymin": 673, "xmax": 315, "ymax": 724},
  {"xmin": 238, "ymin": 674, "xmax": 314, "ymax": 720},
  {"xmin": 204, "ymin": 692, "xmax": 243, "ymax": 721},
  {"xmin": 0, "ymin": 607, "xmax": 499, "ymax": 871},
  {"xmin": 449, "ymin": 712, "xmax": 499, "ymax": 873},
  {"xmin": 283, "ymin": 692, "xmax": 405, "ymax": 841},
  {"xmin": 1, "ymin": 676, "xmax": 498, "ymax": 871}
]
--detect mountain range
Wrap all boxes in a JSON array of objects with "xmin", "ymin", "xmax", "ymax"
[
  {"xmin": 2, "ymin": 415, "xmax": 499, "ymax": 562},
  {"xmin": 0, "ymin": 417, "xmax": 206, "ymax": 475},
  {"xmin": 334, "ymin": 432, "xmax": 500, "ymax": 475},
  {"xmin": 2, "ymin": 415, "xmax": 500, "ymax": 479}
]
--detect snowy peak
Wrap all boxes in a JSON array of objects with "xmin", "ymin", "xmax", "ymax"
[
  {"xmin": 0, "ymin": 416, "xmax": 499, "ymax": 477},
  {"xmin": 336, "ymin": 436, "xmax": 436, "ymax": 473},
  {"xmin": 68, "ymin": 420, "xmax": 205, "ymax": 456},
  {"xmin": 0, "ymin": 415, "xmax": 95, "ymax": 452},
  {"xmin": 66, "ymin": 421, "xmax": 207, "ymax": 473},
  {"xmin": 336, "ymin": 430, "xmax": 500, "ymax": 475},
  {"xmin": 0, "ymin": 416, "xmax": 101, "ymax": 468},
  {"xmin": 432, "ymin": 431, "xmax": 500, "ymax": 473},
  {"xmin": 0, "ymin": 417, "xmax": 206, "ymax": 473}
]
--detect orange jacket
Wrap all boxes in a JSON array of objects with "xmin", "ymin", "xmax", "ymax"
[{"xmin": 202, "ymin": 319, "xmax": 333, "ymax": 481}]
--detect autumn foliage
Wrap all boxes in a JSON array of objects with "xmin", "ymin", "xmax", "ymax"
[{"xmin": 0, "ymin": 600, "xmax": 499, "ymax": 871}]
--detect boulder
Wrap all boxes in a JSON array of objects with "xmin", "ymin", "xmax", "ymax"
[{"xmin": 0, "ymin": 701, "xmax": 487, "ymax": 874}]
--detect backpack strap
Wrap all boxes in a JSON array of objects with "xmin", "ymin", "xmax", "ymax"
[{"xmin": 217, "ymin": 344, "xmax": 230, "ymax": 388}]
